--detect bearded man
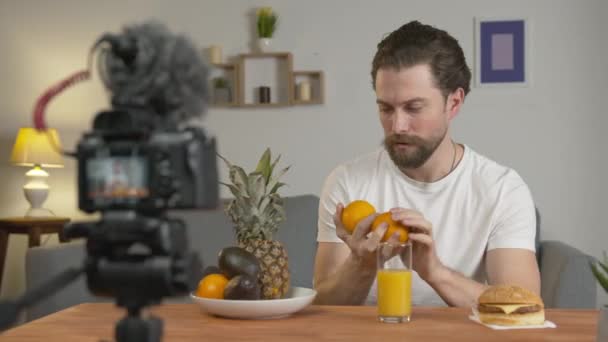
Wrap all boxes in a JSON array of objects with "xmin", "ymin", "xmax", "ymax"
[{"xmin": 312, "ymin": 20, "xmax": 540, "ymax": 307}]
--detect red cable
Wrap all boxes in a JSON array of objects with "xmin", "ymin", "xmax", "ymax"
[{"xmin": 33, "ymin": 70, "xmax": 90, "ymax": 130}]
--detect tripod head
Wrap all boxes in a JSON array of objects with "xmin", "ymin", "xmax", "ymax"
[{"xmin": 66, "ymin": 212, "xmax": 201, "ymax": 312}]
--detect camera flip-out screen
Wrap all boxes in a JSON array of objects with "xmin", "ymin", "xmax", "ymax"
[{"xmin": 86, "ymin": 156, "xmax": 149, "ymax": 201}]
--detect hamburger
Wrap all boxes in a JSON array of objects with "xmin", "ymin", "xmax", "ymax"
[{"xmin": 477, "ymin": 285, "xmax": 545, "ymax": 326}]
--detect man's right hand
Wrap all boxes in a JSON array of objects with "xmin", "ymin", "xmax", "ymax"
[
  {"xmin": 313, "ymin": 203, "xmax": 401, "ymax": 305},
  {"xmin": 334, "ymin": 203, "xmax": 390, "ymax": 267}
]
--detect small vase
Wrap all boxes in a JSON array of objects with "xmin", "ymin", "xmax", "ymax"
[
  {"xmin": 257, "ymin": 38, "xmax": 272, "ymax": 52},
  {"xmin": 599, "ymin": 305, "xmax": 608, "ymax": 342}
]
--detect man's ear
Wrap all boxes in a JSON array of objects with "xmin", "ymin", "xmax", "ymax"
[{"xmin": 446, "ymin": 88, "xmax": 465, "ymax": 120}]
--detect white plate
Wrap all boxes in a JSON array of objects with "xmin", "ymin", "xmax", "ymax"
[{"xmin": 191, "ymin": 287, "xmax": 317, "ymax": 319}]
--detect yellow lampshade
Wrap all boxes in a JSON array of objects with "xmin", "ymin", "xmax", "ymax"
[{"xmin": 10, "ymin": 128, "xmax": 64, "ymax": 168}]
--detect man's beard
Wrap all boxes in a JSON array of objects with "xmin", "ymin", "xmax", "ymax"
[{"xmin": 383, "ymin": 130, "xmax": 447, "ymax": 169}]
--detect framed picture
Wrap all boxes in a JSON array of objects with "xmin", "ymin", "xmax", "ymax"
[{"xmin": 474, "ymin": 17, "xmax": 530, "ymax": 87}]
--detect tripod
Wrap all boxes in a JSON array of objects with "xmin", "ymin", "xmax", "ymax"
[
  {"xmin": 115, "ymin": 303, "xmax": 162, "ymax": 342},
  {"xmin": 0, "ymin": 213, "xmax": 202, "ymax": 342},
  {"xmin": 0, "ymin": 266, "xmax": 164, "ymax": 342}
]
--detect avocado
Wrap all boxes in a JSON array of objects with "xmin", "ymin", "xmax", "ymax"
[
  {"xmin": 202, "ymin": 265, "xmax": 221, "ymax": 278},
  {"xmin": 223, "ymin": 274, "xmax": 261, "ymax": 300},
  {"xmin": 218, "ymin": 246, "xmax": 260, "ymax": 279}
]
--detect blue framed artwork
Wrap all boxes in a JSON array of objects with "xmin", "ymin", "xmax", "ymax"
[{"xmin": 474, "ymin": 17, "xmax": 530, "ymax": 87}]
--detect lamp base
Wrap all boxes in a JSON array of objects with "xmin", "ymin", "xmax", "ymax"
[
  {"xmin": 25, "ymin": 207, "xmax": 55, "ymax": 218},
  {"xmin": 23, "ymin": 166, "xmax": 55, "ymax": 218}
]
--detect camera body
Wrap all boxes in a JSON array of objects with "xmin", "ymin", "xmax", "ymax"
[
  {"xmin": 68, "ymin": 107, "xmax": 217, "ymax": 305},
  {"xmin": 76, "ymin": 108, "xmax": 219, "ymax": 214}
]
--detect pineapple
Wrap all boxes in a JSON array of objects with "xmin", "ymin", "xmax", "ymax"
[{"xmin": 218, "ymin": 148, "xmax": 291, "ymax": 299}]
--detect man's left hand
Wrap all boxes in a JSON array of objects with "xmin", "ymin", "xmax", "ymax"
[{"xmin": 390, "ymin": 208, "xmax": 446, "ymax": 284}]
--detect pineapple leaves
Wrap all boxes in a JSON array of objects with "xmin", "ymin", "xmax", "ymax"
[
  {"xmin": 219, "ymin": 148, "xmax": 290, "ymax": 240},
  {"xmin": 267, "ymin": 166, "xmax": 290, "ymax": 194},
  {"xmin": 270, "ymin": 154, "xmax": 282, "ymax": 175},
  {"xmin": 219, "ymin": 182, "xmax": 244, "ymax": 199},
  {"xmin": 232, "ymin": 166, "xmax": 249, "ymax": 190},
  {"xmin": 218, "ymin": 153, "xmax": 249, "ymax": 191},
  {"xmin": 255, "ymin": 148, "xmax": 272, "ymax": 184},
  {"xmin": 247, "ymin": 172, "xmax": 265, "ymax": 207},
  {"xmin": 270, "ymin": 182, "xmax": 287, "ymax": 194},
  {"xmin": 216, "ymin": 153, "xmax": 232, "ymax": 168}
]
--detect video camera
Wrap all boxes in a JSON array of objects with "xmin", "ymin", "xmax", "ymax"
[
  {"xmin": 0, "ymin": 20, "xmax": 219, "ymax": 342},
  {"xmin": 77, "ymin": 108, "xmax": 218, "ymax": 213}
]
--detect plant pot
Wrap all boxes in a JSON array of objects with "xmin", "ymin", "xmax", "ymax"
[
  {"xmin": 257, "ymin": 38, "xmax": 273, "ymax": 52},
  {"xmin": 599, "ymin": 305, "xmax": 608, "ymax": 341},
  {"xmin": 214, "ymin": 87, "xmax": 231, "ymax": 104}
]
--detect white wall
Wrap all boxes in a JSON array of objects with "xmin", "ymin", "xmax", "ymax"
[
  {"xmin": 0, "ymin": 0, "xmax": 606, "ymax": 305},
  {"xmin": 598, "ymin": 0, "xmax": 608, "ymax": 306}
]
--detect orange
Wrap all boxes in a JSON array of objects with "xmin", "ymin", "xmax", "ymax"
[
  {"xmin": 196, "ymin": 273, "xmax": 229, "ymax": 299},
  {"xmin": 341, "ymin": 200, "xmax": 376, "ymax": 233},
  {"xmin": 371, "ymin": 212, "xmax": 409, "ymax": 243}
]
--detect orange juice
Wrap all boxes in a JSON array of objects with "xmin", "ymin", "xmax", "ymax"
[{"xmin": 377, "ymin": 269, "xmax": 412, "ymax": 317}]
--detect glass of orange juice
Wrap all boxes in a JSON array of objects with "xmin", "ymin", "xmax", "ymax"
[{"xmin": 376, "ymin": 241, "xmax": 412, "ymax": 323}]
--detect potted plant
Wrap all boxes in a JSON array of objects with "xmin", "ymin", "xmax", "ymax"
[
  {"xmin": 256, "ymin": 7, "xmax": 277, "ymax": 52},
  {"xmin": 213, "ymin": 77, "xmax": 231, "ymax": 104},
  {"xmin": 590, "ymin": 253, "xmax": 608, "ymax": 340}
]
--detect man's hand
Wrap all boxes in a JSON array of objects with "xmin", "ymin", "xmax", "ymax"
[
  {"xmin": 334, "ymin": 203, "xmax": 391, "ymax": 267},
  {"xmin": 390, "ymin": 207, "xmax": 445, "ymax": 283},
  {"xmin": 312, "ymin": 204, "xmax": 401, "ymax": 305}
]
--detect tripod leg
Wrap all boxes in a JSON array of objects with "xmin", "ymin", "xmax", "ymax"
[{"xmin": 115, "ymin": 314, "xmax": 163, "ymax": 342}]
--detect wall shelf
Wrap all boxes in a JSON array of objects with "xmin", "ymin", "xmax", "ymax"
[
  {"xmin": 238, "ymin": 52, "xmax": 294, "ymax": 107},
  {"xmin": 208, "ymin": 51, "xmax": 324, "ymax": 108}
]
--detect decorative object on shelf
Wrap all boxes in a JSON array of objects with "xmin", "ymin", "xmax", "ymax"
[
  {"xmin": 9, "ymin": 128, "xmax": 64, "ymax": 217},
  {"xmin": 208, "ymin": 45, "xmax": 222, "ymax": 64},
  {"xmin": 209, "ymin": 63, "xmax": 238, "ymax": 107},
  {"xmin": 213, "ymin": 77, "xmax": 232, "ymax": 104},
  {"xmin": 474, "ymin": 17, "xmax": 529, "ymax": 87},
  {"xmin": 297, "ymin": 81, "xmax": 311, "ymax": 102},
  {"xmin": 259, "ymin": 86, "xmax": 271, "ymax": 103},
  {"xmin": 256, "ymin": 7, "xmax": 278, "ymax": 52},
  {"xmin": 293, "ymin": 70, "xmax": 325, "ymax": 105},
  {"xmin": 590, "ymin": 252, "xmax": 608, "ymax": 341}
]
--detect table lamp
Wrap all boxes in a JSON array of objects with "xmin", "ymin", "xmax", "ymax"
[{"xmin": 9, "ymin": 127, "xmax": 64, "ymax": 217}]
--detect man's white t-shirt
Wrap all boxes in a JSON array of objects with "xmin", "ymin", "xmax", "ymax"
[{"xmin": 316, "ymin": 145, "xmax": 536, "ymax": 306}]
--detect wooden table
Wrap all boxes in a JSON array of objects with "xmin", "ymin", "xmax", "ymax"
[
  {"xmin": 0, "ymin": 217, "xmax": 70, "ymax": 292},
  {"xmin": 0, "ymin": 303, "xmax": 599, "ymax": 341}
]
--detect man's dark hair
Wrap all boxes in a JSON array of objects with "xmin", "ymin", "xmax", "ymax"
[{"xmin": 371, "ymin": 20, "xmax": 471, "ymax": 99}]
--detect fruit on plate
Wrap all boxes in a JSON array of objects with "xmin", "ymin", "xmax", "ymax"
[
  {"xmin": 196, "ymin": 273, "xmax": 229, "ymax": 299},
  {"xmin": 341, "ymin": 200, "xmax": 376, "ymax": 233},
  {"xmin": 223, "ymin": 274, "xmax": 261, "ymax": 300},
  {"xmin": 219, "ymin": 148, "xmax": 291, "ymax": 299},
  {"xmin": 218, "ymin": 246, "xmax": 261, "ymax": 279},
  {"xmin": 202, "ymin": 266, "xmax": 222, "ymax": 278},
  {"xmin": 371, "ymin": 212, "xmax": 409, "ymax": 243}
]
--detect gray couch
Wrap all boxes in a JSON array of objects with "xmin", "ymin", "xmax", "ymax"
[{"xmin": 22, "ymin": 195, "xmax": 597, "ymax": 323}]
